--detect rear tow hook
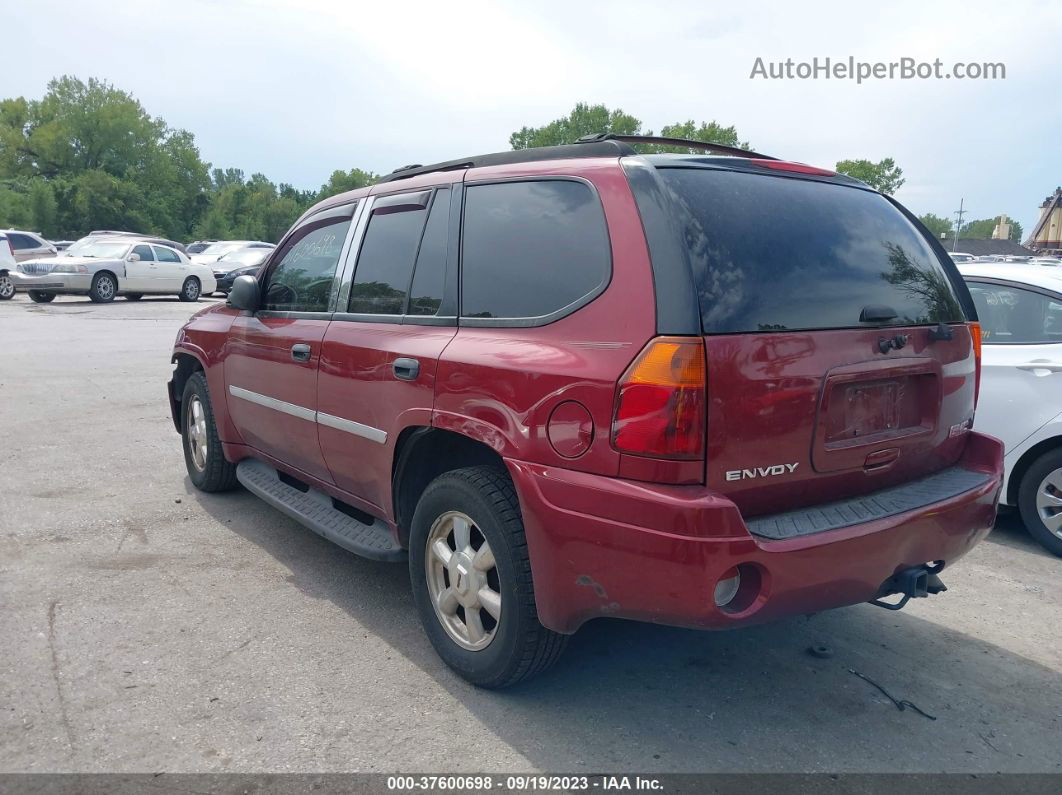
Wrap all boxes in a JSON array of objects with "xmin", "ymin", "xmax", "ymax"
[{"xmin": 869, "ymin": 564, "xmax": 947, "ymax": 611}]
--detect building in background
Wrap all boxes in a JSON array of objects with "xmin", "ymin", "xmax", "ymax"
[
  {"xmin": 991, "ymin": 214, "xmax": 1012, "ymax": 240},
  {"xmin": 1024, "ymin": 187, "xmax": 1062, "ymax": 254}
]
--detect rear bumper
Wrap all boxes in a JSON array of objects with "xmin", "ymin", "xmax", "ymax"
[{"xmin": 506, "ymin": 431, "xmax": 1003, "ymax": 634}]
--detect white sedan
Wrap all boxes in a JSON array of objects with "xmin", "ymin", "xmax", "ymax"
[
  {"xmin": 10, "ymin": 237, "xmax": 216, "ymax": 304},
  {"xmin": 960, "ymin": 262, "xmax": 1062, "ymax": 555}
]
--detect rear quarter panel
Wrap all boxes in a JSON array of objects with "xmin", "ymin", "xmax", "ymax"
[{"xmin": 433, "ymin": 159, "xmax": 657, "ymax": 475}]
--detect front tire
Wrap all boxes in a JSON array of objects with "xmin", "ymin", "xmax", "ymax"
[
  {"xmin": 179, "ymin": 277, "xmax": 201, "ymax": 302},
  {"xmin": 181, "ymin": 371, "xmax": 238, "ymax": 492},
  {"xmin": 408, "ymin": 466, "xmax": 567, "ymax": 688},
  {"xmin": 1017, "ymin": 449, "xmax": 1062, "ymax": 556},
  {"xmin": 28, "ymin": 291, "xmax": 56, "ymax": 303},
  {"xmin": 125, "ymin": 293, "xmax": 143, "ymax": 301},
  {"xmin": 89, "ymin": 272, "xmax": 117, "ymax": 303},
  {"xmin": 0, "ymin": 274, "xmax": 14, "ymax": 300}
]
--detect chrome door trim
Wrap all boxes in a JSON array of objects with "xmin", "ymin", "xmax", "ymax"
[
  {"xmin": 316, "ymin": 411, "xmax": 388, "ymax": 444},
  {"xmin": 228, "ymin": 385, "xmax": 317, "ymax": 423},
  {"xmin": 228, "ymin": 385, "xmax": 388, "ymax": 444}
]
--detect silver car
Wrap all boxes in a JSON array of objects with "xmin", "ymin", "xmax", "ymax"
[
  {"xmin": 10, "ymin": 237, "xmax": 217, "ymax": 303},
  {"xmin": 0, "ymin": 229, "xmax": 57, "ymax": 262}
]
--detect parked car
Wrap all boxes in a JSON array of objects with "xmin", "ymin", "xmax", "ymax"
[
  {"xmin": 82, "ymin": 230, "xmax": 189, "ymax": 254},
  {"xmin": 210, "ymin": 247, "xmax": 273, "ymax": 294},
  {"xmin": 11, "ymin": 236, "xmax": 216, "ymax": 303},
  {"xmin": 950, "ymin": 252, "xmax": 976, "ymax": 262},
  {"xmin": 190, "ymin": 240, "xmax": 274, "ymax": 266},
  {"xmin": 1029, "ymin": 257, "xmax": 1062, "ymax": 267},
  {"xmin": 960, "ymin": 262, "xmax": 1062, "ymax": 555},
  {"xmin": 0, "ymin": 229, "xmax": 57, "ymax": 262},
  {"xmin": 169, "ymin": 136, "xmax": 1002, "ymax": 687},
  {"xmin": 186, "ymin": 240, "xmax": 218, "ymax": 255},
  {"xmin": 50, "ymin": 240, "xmax": 76, "ymax": 252},
  {"xmin": 0, "ymin": 232, "xmax": 16, "ymax": 300}
]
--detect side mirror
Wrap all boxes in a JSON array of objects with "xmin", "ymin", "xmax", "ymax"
[
  {"xmin": 127, "ymin": 253, "xmax": 140, "ymax": 262},
  {"xmin": 228, "ymin": 274, "xmax": 260, "ymax": 312}
]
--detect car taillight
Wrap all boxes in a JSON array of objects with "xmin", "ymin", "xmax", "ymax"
[
  {"xmin": 612, "ymin": 337, "xmax": 706, "ymax": 458},
  {"xmin": 970, "ymin": 322, "xmax": 982, "ymax": 406}
]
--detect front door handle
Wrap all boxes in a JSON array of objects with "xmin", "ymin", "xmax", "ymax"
[
  {"xmin": 291, "ymin": 343, "xmax": 312, "ymax": 362},
  {"xmin": 393, "ymin": 357, "xmax": 420, "ymax": 381}
]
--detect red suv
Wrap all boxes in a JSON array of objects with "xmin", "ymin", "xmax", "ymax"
[{"xmin": 169, "ymin": 135, "xmax": 1004, "ymax": 687}]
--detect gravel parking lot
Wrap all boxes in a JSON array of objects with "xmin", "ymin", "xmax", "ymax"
[{"xmin": 1, "ymin": 293, "xmax": 1060, "ymax": 774}]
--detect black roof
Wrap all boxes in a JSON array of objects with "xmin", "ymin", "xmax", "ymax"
[{"xmin": 378, "ymin": 134, "xmax": 779, "ymax": 184}]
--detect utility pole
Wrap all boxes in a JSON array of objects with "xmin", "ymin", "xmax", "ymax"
[{"xmin": 952, "ymin": 198, "xmax": 967, "ymax": 252}]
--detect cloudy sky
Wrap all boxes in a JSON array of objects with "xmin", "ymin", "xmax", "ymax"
[{"xmin": 4, "ymin": 0, "xmax": 1060, "ymax": 233}]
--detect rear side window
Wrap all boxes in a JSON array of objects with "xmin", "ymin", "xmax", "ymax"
[
  {"xmin": 460, "ymin": 180, "xmax": 610, "ymax": 321},
  {"xmin": 409, "ymin": 189, "xmax": 450, "ymax": 316},
  {"xmin": 657, "ymin": 169, "xmax": 966, "ymax": 333},
  {"xmin": 966, "ymin": 282, "xmax": 1062, "ymax": 344},
  {"xmin": 7, "ymin": 233, "xmax": 38, "ymax": 250},
  {"xmin": 349, "ymin": 198, "xmax": 430, "ymax": 315},
  {"xmin": 154, "ymin": 246, "xmax": 180, "ymax": 263}
]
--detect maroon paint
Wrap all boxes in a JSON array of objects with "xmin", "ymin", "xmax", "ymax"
[{"xmin": 171, "ymin": 154, "xmax": 1004, "ymax": 638}]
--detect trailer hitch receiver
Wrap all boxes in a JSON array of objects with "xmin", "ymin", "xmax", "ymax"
[{"xmin": 869, "ymin": 563, "xmax": 947, "ymax": 611}]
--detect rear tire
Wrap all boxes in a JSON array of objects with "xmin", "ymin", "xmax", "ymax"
[
  {"xmin": 408, "ymin": 466, "xmax": 568, "ymax": 688},
  {"xmin": 0, "ymin": 274, "xmax": 14, "ymax": 300},
  {"xmin": 1017, "ymin": 449, "xmax": 1062, "ymax": 556},
  {"xmin": 89, "ymin": 272, "xmax": 117, "ymax": 303},
  {"xmin": 179, "ymin": 277, "xmax": 201, "ymax": 302},
  {"xmin": 181, "ymin": 371, "xmax": 238, "ymax": 492},
  {"xmin": 28, "ymin": 291, "xmax": 56, "ymax": 303}
]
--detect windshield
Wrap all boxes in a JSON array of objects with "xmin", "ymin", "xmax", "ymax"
[
  {"xmin": 218, "ymin": 249, "xmax": 269, "ymax": 266},
  {"xmin": 63, "ymin": 240, "xmax": 132, "ymax": 259},
  {"xmin": 199, "ymin": 242, "xmax": 244, "ymax": 256},
  {"xmin": 657, "ymin": 168, "xmax": 967, "ymax": 333}
]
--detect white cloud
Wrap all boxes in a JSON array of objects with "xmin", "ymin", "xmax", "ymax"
[{"xmin": 2, "ymin": 0, "xmax": 1059, "ymax": 231}]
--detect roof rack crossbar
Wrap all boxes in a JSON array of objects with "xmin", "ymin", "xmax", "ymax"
[{"xmin": 574, "ymin": 133, "xmax": 778, "ymax": 161}]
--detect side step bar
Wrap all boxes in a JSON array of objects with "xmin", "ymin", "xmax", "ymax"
[{"xmin": 236, "ymin": 459, "xmax": 406, "ymax": 562}]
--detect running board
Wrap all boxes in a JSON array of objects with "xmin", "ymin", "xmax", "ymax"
[{"xmin": 236, "ymin": 459, "xmax": 406, "ymax": 562}]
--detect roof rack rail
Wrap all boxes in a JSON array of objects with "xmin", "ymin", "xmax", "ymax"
[
  {"xmin": 377, "ymin": 140, "xmax": 636, "ymax": 183},
  {"xmin": 575, "ymin": 133, "xmax": 777, "ymax": 161}
]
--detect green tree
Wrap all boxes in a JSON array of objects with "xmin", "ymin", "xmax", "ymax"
[
  {"xmin": 917, "ymin": 212, "xmax": 953, "ymax": 241},
  {"xmin": 835, "ymin": 157, "xmax": 905, "ymax": 195},
  {"xmin": 509, "ymin": 103, "xmax": 642, "ymax": 149},
  {"xmin": 318, "ymin": 168, "xmax": 377, "ymax": 200},
  {"xmin": 653, "ymin": 120, "xmax": 750, "ymax": 152},
  {"xmin": 961, "ymin": 216, "xmax": 1024, "ymax": 241}
]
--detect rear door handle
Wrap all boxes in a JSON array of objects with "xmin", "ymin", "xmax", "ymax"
[
  {"xmin": 393, "ymin": 357, "xmax": 420, "ymax": 381},
  {"xmin": 291, "ymin": 343, "xmax": 312, "ymax": 362}
]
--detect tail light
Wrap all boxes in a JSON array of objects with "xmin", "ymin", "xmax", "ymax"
[
  {"xmin": 969, "ymin": 322, "xmax": 982, "ymax": 407},
  {"xmin": 612, "ymin": 337, "xmax": 706, "ymax": 458}
]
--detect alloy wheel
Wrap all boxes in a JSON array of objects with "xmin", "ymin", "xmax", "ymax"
[
  {"xmin": 1035, "ymin": 467, "xmax": 1062, "ymax": 539},
  {"xmin": 97, "ymin": 275, "xmax": 115, "ymax": 300},
  {"xmin": 186, "ymin": 396, "xmax": 208, "ymax": 471},
  {"xmin": 0, "ymin": 275, "xmax": 14, "ymax": 299},
  {"xmin": 424, "ymin": 511, "xmax": 502, "ymax": 651}
]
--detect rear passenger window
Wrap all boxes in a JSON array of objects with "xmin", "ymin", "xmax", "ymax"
[
  {"xmin": 349, "ymin": 194, "xmax": 432, "ymax": 315},
  {"xmin": 966, "ymin": 283, "xmax": 1062, "ymax": 344},
  {"xmin": 460, "ymin": 180, "xmax": 610, "ymax": 321},
  {"xmin": 154, "ymin": 246, "xmax": 180, "ymax": 263},
  {"xmin": 8, "ymin": 233, "xmax": 36, "ymax": 250},
  {"xmin": 409, "ymin": 189, "xmax": 450, "ymax": 316},
  {"xmin": 263, "ymin": 212, "xmax": 353, "ymax": 313}
]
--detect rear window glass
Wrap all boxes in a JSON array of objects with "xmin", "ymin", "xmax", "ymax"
[
  {"xmin": 461, "ymin": 180, "xmax": 610, "ymax": 320},
  {"xmin": 657, "ymin": 168, "xmax": 966, "ymax": 333}
]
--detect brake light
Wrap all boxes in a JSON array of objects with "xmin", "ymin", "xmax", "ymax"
[
  {"xmin": 749, "ymin": 159, "xmax": 837, "ymax": 177},
  {"xmin": 612, "ymin": 337, "xmax": 706, "ymax": 458},
  {"xmin": 970, "ymin": 322, "xmax": 982, "ymax": 406}
]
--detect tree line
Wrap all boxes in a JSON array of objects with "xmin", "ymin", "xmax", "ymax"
[{"xmin": 0, "ymin": 77, "xmax": 1017, "ymax": 245}]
